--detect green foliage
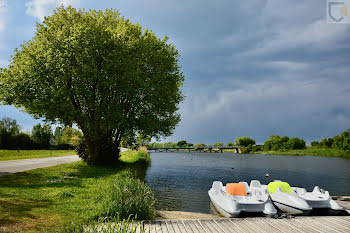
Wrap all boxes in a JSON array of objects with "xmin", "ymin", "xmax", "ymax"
[
  {"xmin": 94, "ymin": 170, "xmax": 155, "ymax": 220},
  {"xmin": 121, "ymin": 133, "xmax": 137, "ymax": 148},
  {"xmin": 0, "ymin": 117, "xmax": 21, "ymax": 149},
  {"xmin": 59, "ymin": 127, "xmax": 83, "ymax": 147},
  {"xmin": 177, "ymin": 140, "xmax": 187, "ymax": 147},
  {"xmin": 264, "ymin": 135, "xmax": 286, "ymax": 151},
  {"xmin": 311, "ymin": 129, "xmax": 350, "ymax": 152},
  {"xmin": 235, "ymin": 137, "xmax": 256, "ymax": 147},
  {"xmin": 259, "ymin": 148, "xmax": 350, "ymax": 159},
  {"xmin": 320, "ymin": 138, "xmax": 334, "ymax": 148},
  {"xmin": 0, "ymin": 117, "xmax": 20, "ymax": 135},
  {"xmin": 226, "ymin": 142, "xmax": 234, "ymax": 147},
  {"xmin": 163, "ymin": 142, "xmax": 177, "ymax": 147},
  {"xmin": 310, "ymin": 141, "xmax": 319, "ymax": 147},
  {"xmin": 0, "ymin": 6, "xmax": 184, "ymax": 164},
  {"xmin": 76, "ymin": 138, "xmax": 88, "ymax": 161},
  {"xmin": 136, "ymin": 134, "xmax": 151, "ymax": 146},
  {"xmin": 241, "ymin": 145, "xmax": 263, "ymax": 153},
  {"xmin": 264, "ymin": 135, "xmax": 305, "ymax": 151},
  {"xmin": 332, "ymin": 129, "xmax": 350, "ymax": 150},
  {"xmin": 187, "ymin": 143, "xmax": 194, "ymax": 147},
  {"xmin": 213, "ymin": 142, "xmax": 224, "ymax": 147},
  {"xmin": 286, "ymin": 137, "xmax": 306, "ymax": 149},
  {"xmin": 119, "ymin": 150, "xmax": 151, "ymax": 164},
  {"xmin": 194, "ymin": 143, "xmax": 206, "ymax": 148},
  {"xmin": 31, "ymin": 123, "xmax": 52, "ymax": 149},
  {"xmin": 8, "ymin": 133, "xmax": 33, "ymax": 149}
]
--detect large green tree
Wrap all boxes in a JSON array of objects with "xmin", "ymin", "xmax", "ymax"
[
  {"xmin": 0, "ymin": 117, "xmax": 21, "ymax": 148},
  {"xmin": 0, "ymin": 7, "xmax": 184, "ymax": 164},
  {"xmin": 235, "ymin": 137, "xmax": 255, "ymax": 147},
  {"xmin": 31, "ymin": 124, "xmax": 52, "ymax": 149}
]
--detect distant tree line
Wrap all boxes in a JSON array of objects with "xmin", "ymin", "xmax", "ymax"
[
  {"xmin": 121, "ymin": 129, "xmax": 350, "ymax": 155},
  {"xmin": 310, "ymin": 129, "xmax": 350, "ymax": 151},
  {"xmin": 0, "ymin": 117, "xmax": 82, "ymax": 150}
]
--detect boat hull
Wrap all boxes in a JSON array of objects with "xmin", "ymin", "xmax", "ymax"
[{"xmin": 273, "ymin": 201, "xmax": 311, "ymax": 215}]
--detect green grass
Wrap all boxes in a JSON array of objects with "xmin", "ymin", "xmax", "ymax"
[
  {"xmin": 0, "ymin": 151, "xmax": 154, "ymax": 232},
  {"xmin": 257, "ymin": 148, "xmax": 350, "ymax": 159},
  {"xmin": 0, "ymin": 150, "xmax": 76, "ymax": 161},
  {"xmin": 119, "ymin": 150, "xmax": 151, "ymax": 164}
]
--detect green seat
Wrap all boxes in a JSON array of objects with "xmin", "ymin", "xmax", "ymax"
[{"xmin": 267, "ymin": 181, "xmax": 292, "ymax": 194}]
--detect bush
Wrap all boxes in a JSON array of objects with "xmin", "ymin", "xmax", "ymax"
[
  {"xmin": 264, "ymin": 135, "xmax": 305, "ymax": 151},
  {"xmin": 76, "ymin": 138, "xmax": 88, "ymax": 162},
  {"xmin": 94, "ymin": 170, "xmax": 155, "ymax": 220},
  {"xmin": 235, "ymin": 137, "xmax": 255, "ymax": 147},
  {"xmin": 55, "ymin": 143, "xmax": 75, "ymax": 150},
  {"xmin": 241, "ymin": 145, "xmax": 263, "ymax": 153},
  {"xmin": 286, "ymin": 137, "xmax": 306, "ymax": 149},
  {"xmin": 310, "ymin": 141, "xmax": 319, "ymax": 148}
]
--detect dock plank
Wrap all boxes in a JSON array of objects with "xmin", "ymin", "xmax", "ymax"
[
  {"xmin": 169, "ymin": 220, "xmax": 184, "ymax": 233},
  {"xmin": 321, "ymin": 217, "xmax": 350, "ymax": 232},
  {"xmin": 214, "ymin": 219, "xmax": 240, "ymax": 233},
  {"xmin": 297, "ymin": 217, "xmax": 344, "ymax": 233},
  {"xmin": 186, "ymin": 220, "xmax": 202, "ymax": 233},
  {"xmin": 243, "ymin": 218, "xmax": 270, "ymax": 233},
  {"xmin": 228, "ymin": 219, "xmax": 258, "ymax": 233},
  {"xmin": 201, "ymin": 219, "xmax": 222, "ymax": 233},
  {"xmin": 287, "ymin": 218, "xmax": 322, "ymax": 233},
  {"xmin": 258, "ymin": 218, "xmax": 297, "ymax": 233},
  {"xmin": 143, "ymin": 216, "xmax": 350, "ymax": 233}
]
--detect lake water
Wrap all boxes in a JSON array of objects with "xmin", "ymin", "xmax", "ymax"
[{"xmin": 144, "ymin": 152, "xmax": 350, "ymax": 214}]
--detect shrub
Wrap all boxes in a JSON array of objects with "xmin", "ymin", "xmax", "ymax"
[
  {"xmin": 94, "ymin": 170, "xmax": 155, "ymax": 220},
  {"xmin": 76, "ymin": 138, "xmax": 88, "ymax": 162},
  {"xmin": 235, "ymin": 137, "xmax": 255, "ymax": 147}
]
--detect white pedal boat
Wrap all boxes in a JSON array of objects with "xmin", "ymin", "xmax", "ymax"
[
  {"xmin": 292, "ymin": 185, "xmax": 344, "ymax": 213},
  {"xmin": 208, "ymin": 180, "xmax": 277, "ymax": 217},
  {"xmin": 262, "ymin": 181, "xmax": 312, "ymax": 215}
]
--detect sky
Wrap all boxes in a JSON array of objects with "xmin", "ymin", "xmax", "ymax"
[{"xmin": 0, "ymin": 0, "xmax": 350, "ymax": 144}]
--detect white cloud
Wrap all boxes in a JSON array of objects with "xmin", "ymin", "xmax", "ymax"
[
  {"xmin": 25, "ymin": 0, "xmax": 79, "ymax": 21},
  {"xmin": 239, "ymin": 19, "xmax": 350, "ymax": 57},
  {"xmin": 262, "ymin": 61, "xmax": 309, "ymax": 71}
]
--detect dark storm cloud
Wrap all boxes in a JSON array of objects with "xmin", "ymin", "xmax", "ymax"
[{"xmin": 0, "ymin": 0, "xmax": 349, "ymax": 144}]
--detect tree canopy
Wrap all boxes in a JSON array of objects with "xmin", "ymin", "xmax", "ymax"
[
  {"xmin": 226, "ymin": 142, "xmax": 234, "ymax": 147},
  {"xmin": 0, "ymin": 7, "xmax": 184, "ymax": 164},
  {"xmin": 264, "ymin": 134, "xmax": 306, "ymax": 151},
  {"xmin": 213, "ymin": 142, "xmax": 224, "ymax": 147},
  {"xmin": 177, "ymin": 140, "xmax": 187, "ymax": 147},
  {"xmin": 235, "ymin": 137, "xmax": 255, "ymax": 147}
]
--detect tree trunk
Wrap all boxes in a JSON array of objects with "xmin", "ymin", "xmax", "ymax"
[{"xmin": 85, "ymin": 136, "xmax": 121, "ymax": 165}]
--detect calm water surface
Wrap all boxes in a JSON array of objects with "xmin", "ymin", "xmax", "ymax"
[{"xmin": 144, "ymin": 152, "xmax": 350, "ymax": 213}]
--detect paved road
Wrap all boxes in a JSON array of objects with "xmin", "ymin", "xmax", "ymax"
[{"xmin": 0, "ymin": 155, "xmax": 81, "ymax": 176}]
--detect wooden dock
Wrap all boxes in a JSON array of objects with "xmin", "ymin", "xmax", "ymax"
[{"xmin": 143, "ymin": 216, "xmax": 350, "ymax": 233}]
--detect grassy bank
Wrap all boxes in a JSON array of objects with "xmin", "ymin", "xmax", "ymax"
[
  {"xmin": 0, "ymin": 150, "xmax": 154, "ymax": 232},
  {"xmin": 257, "ymin": 148, "xmax": 350, "ymax": 159},
  {"xmin": 120, "ymin": 150, "xmax": 151, "ymax": 164},
  {"xmin": 0, "ymin": 150, "xmax": 76, "ymax": 161}
]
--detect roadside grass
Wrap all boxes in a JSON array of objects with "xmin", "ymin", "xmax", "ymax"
[
  {"xmin": 0, "ymin": 150, "xmax": 76, "ymax": 161},
  {"xmin": 257, "ymin": 148, "xmax": 350, "ymax": 159},
  {"xmin": 0, "ymin": 150, "xmax": 154, "ymax": 232}
]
